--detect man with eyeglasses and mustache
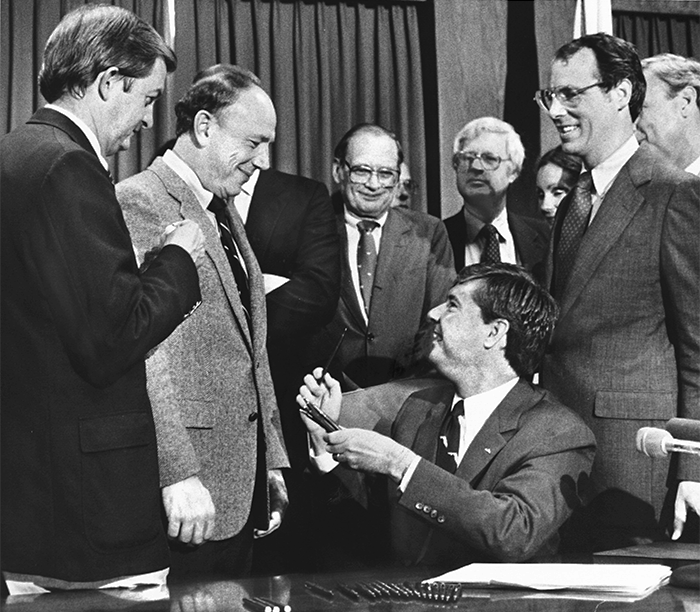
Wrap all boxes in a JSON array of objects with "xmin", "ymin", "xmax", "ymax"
[
  {"xmin": 443, "ymin": 117, "xmax": 549, "ymax": 281},
  {"xmin": 311, "ymin": 124, "xmax": 455, "ymax": 391},
  {"xmin": 537, "ymin": 33, "xmax": 700, "ymax": 552}
]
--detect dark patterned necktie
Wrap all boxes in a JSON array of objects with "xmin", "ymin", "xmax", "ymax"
[
  {"xmin": 553, "ymin": 172, "xmax": 593, "ymax": 300},
  {"xmin": 479, "ymin": 224, "xmax": 502, "ymax": 263},
  {"xmin": 357, "ymin": 220, "xmax": 379, "ymax": 312},
  {"xmin": 435, "ymin": 400, "xmax": 465, "ymax": 473},
  {"xmin": 208, "ymin": 195, "xmax": 251, "ymax": 318}
]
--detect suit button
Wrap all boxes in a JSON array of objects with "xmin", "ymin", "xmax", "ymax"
[
  {"xmin": 437, "ymin": 515, "xmax": 445, "ymax": 524},
  {"xmin": 415, "ymin": 502, "xmax": 423, "ymax": 511},
  {"xmin": 248, "ymin": 412, "xmax": 259, "ymax": 422},
  {"xmin": 430, "ymin": 509, "xmax": 438, "ymax": 519},
  {"xmin": 366, "ymin": 332, "xmax": 375, "ymax": 342},
  {"xmin": 423, "ymin": 505, "xmax": 431, "ymax": 514}
]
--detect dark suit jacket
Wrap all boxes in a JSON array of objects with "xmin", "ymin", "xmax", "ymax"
[
  {"xmin": 309, "ymin": 199, "xmax": 455, "ymax": 389},
  {"xmin": 244, "ymin": 169, "xmax": 340, "ymax": 467},
  {"xmin": 0, "ymin": 109, "xmax": 201, "ymax": 581},
  {"xmin": 336, "ymin": 379, "xmax": 595, "ymax": 571},
  {"xmin": 118, "ymin": 159, "xmax": 289, "ymax": 540},
  {"xmin": 542, "ymin": 144, "xmax": 700, "ymax": 546},
  {"xmin": 444, "ymin": 206, "xmax": 549, "ymax": 279}
]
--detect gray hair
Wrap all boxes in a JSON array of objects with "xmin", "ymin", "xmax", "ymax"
[
  {"xmin": 452, "ymin": 117, "xmax": 525, "ymax": 174},
  {"xmin": 642, "ymin": 53, "xmax": 700, "ymax": 108}
]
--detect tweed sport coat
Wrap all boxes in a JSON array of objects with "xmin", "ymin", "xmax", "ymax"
[
  {"xmin": 541, "ymin": 144, "xmax": 700, "ymax": 542},
  {"xmin": 118, "ymin": 158, "xmax": 289, "ymax": 541}
]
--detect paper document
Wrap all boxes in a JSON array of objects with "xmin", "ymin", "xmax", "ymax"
[{"xmin": 427, "ymin": 563, "xmax": 671, "ymax": 597}]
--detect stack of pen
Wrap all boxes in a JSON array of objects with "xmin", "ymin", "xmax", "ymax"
[{"xmin": 307, "ymin": 580, "xmax": 463, "ymax": 603}]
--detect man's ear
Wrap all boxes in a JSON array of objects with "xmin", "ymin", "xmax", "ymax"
[
  {"xmin": 485, "ymin": 319, "xmax": 509, "ymax": 350},
  {"xmin": 192, "ymin": 110, "xmax": 214, "ymax": 147},
  {"xmin": 331, "ymin": 158, "xmax": 343, "ymax": 185},
  {"xmin": 678, "ymin": 85, "xmax": 698, "ymax": 119},
  {"xmin": 614, "ymin": 78, "xmax": 633, "ymax": 112},
  {"xmin": 97, "ymin": 67, "xmax": 122, "ymax": 101}
]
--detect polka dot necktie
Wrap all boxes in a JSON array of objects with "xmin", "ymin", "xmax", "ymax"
[
  {"xmin": 479, "ymin": 224, "xmax": 502, "ymax": 264},
  {"xmin": 357, "ymin": 219, "xmax": 379, "ymax": 313},
  {"xmin": 553, "ymin": 172, "xmax": 593, "ymax": 300}
]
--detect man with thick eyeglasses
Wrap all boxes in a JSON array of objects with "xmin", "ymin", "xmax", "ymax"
[
  {"xmin": 309, "ymin": 123, "xmax": 454, "ymax": 391},
  {"xmin": 538, "ymin": 33, "xmax": 700, "ymax": 553},
  {"xmin": 443, "ymin": 117, "xmax": 549, "ymax": 279}
]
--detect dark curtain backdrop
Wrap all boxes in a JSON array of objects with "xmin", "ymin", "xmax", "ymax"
[
  {"xmin": 0, "ymin": 0, "xmax": 171, "ymax": 181},
  {"xmin": 170, "ymin": 0, "xmax": 426, "ymax": 208},
  {"xmin": 614, "ymin": 9, "xmax": 700, "ymax": 58},
  {"xmin": 1, "ymin": 0, "xmax": 428, "ymax": 209}
]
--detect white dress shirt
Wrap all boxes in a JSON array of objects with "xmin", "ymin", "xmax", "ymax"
[
  {"xmin": 588, "ymin": 135, "xmax": 639, "ymax": 223},
  {"xmin": 685, "ymin": 155, "xmax": 700, "ymax": 177},
  {"xmin": 232, "ymin": 168, "xmax": 261, "ymax": 223},
  {"xmin": 461, "ymin": 206, "xmax": 519, "ymax": 267}
]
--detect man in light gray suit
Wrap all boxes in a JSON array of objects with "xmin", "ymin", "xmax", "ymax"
[
  {"xmin": 538, "ymin": 33, "xmax": 700, "ymax": 550},
  {"xmin": 117, "ymin": 64, "xmax": 289, "ymax": 579}
]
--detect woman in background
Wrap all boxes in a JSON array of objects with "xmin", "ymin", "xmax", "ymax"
[{"xmin": 535, "ymin": 146, "xmax": 583, "ymax": 225}]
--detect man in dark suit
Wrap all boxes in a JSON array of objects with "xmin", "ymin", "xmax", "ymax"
[
  {"xmin": 310, "ymin": 124, "xmax": 455, "ymax": 390},
  {"xmin": 538, "ymin": 33, "xmax": 700, "ymax": 550},
  {"xmin": 444, "ymin": 117, "xmax": 549, "ymax": 279},
  {"xmin": 118, "ymin": 65, "xmax": 289, "ymax": 580},
  {"xmin": 299, "ymin": 264, "xmax": 595, "ymax": 571},
  {"xmin": 0, "ymin": 5, "xmax": 205, "ymax": 592}
]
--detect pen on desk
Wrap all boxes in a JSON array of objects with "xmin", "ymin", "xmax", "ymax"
[
  {"xmin": 253, "ymin": 597, "xmax": 288, "ymax": 612},
  {"xmin": 336, "ymin": 583, "xmax": 360, "ymax": 601},
  {"xmin": 243, "ymin": 597, "xmax": 272, "ymax": 612},
  {"xmin": 304, "ymin": 581, "xmax": 334, "ymax": 598}
]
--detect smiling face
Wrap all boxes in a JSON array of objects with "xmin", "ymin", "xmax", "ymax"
[
  {"xmin": 203, "ymin": 86, "xmax": 277, "ymax": 199},
  {"xmin": 427, "ymin": 281, "xmax": 491, "ymax": 382},
  {"xmin": 549, "ymin": 48, "xmax": 631, "ymax": 168},
  {"xmin": 636, "ymin": 73, "xmax": 682, "ymax": 160},
  {"xmin": 454, "ymin": 131, "xmax": 518, "ymax": 222},
  {"xmin": 102, "ymin": 58, "xmax": 167, "ymax": 156},
  {"xmin": 333, "ymin": 131, "xmax": 400, "ymax": 219},
  {"xmin": 536, "ymin": 163, "xmax": 572, "ymax": 224}
]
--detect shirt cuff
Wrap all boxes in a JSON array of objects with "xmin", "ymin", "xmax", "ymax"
[
  {"xmin": 309, "ymin": 447, "xmax": 339, "ymax": 474},
  {"xmin": 398, "ymin": 455, "xmax": 422, "ymax": 493}
]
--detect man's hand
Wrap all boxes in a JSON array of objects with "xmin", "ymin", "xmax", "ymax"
[
  {"xmin": 296, "ymin": 368, "xmax": 342, "ymax": 453},
  {"xmin": 672, "ymin": 480, "xmax": 700, "ymax": 540},
  {"xmin": 254, "ymin": 469, "xmax": 289, "ymax": 539},
  {"xmin": 324, "ymin": 428, "xmax": 416, "ymax": 483},
  {"xmin": 162, "ymin": 475, "xmax": 216, "ymax": 545},
  {"xmin": 162, "ymin": 219, "xmax": 206, "ymax": 268}
]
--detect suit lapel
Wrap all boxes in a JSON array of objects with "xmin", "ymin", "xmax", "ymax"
[
  {"xmin": 149, "ymin": 159, "xmax": 254, "ymax": 349},
  {"xmin": 411, "ymin": 388, "xmax": 454, "ymax": 462},
  {"xmin": 337, "ymin": 212, "xmax": 367, "ymax": 330},
  {"xmin": 508, "ymin": 213, "xmax": 546, "ymax": 269},
  {"xmin": 369, "ymin": 209, "xmax": 410, "ymax": 319},
  {"xmin": 557, "ymin": 149, "xmax": 651, "ymax": 321}
]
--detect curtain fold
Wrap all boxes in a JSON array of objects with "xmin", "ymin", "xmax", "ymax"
[
  {"xmin": 614, "ymin": 10, "xmax": 700, "ymax": 59},
  {"xmin": 172, "ymin": 0, "xmax": 426, "ymax": 209}
]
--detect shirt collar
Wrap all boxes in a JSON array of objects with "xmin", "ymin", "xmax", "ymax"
[
  {"xmin": 344, "ymin": 206, "xmax": 389, "ymax": 230},
  {"xmin": 462, "ymin": 205, "xmax": 508, "ymax": 242},
  {"xmin": 239, "ymin": 168, "xmax": 261, "ymax": 196},
  {"xmin": 45, "ymin": 103, "xmax": 109, "ymax": 172},
  {"xmin": 685, "ymin": 154, "xmax": 700, "ymax": 177},
  {"xmin": 162, "ymin": 148, "xmax": 214, "ymax": 211},
  {"xmin": 455, "ymin": 377, "xmax": 519, "ymax": 413},
  {"xmin": 589, "ymin": 135, "xmax": 638, "ymax": 197}
]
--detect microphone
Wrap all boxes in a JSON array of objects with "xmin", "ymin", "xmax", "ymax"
[
  {"xmin": 666, "ymin": 417, "xmax": 700, "ymax": 442},
  {"xmin": 636, "ymin": 427, "xmax": 700, "ymax": 458}
]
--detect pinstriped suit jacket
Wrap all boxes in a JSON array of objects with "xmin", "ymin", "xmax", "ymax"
[
  {"xmin": 541, "ymin": 144, "xmax": 700, "ymax": 542},
  {"xmin": 117, "ymin": 158, "xmax": 289, "ymax": 541}
]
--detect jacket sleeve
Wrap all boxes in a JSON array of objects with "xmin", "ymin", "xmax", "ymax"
[{"xmin": 31, "ymin": 149, "xmax": 200, "ymax": 388}]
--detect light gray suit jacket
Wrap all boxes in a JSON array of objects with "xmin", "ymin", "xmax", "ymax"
[
  {"xmin": 542, "ymin": 144, "xmax": 700, "ymax": 539},
  {"xmin": 117, "ymin": 158, "xmax": 289, "ymax": 541}
]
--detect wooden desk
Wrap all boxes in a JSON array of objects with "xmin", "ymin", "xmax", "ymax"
[{"xmin": 2, "ymin": 565, "xmax": 699, "ymax": 612}]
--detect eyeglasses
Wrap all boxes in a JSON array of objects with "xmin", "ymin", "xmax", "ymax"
[
  {"xmin": 453, "ymin": 151, "xmax": 508, "ymax": 171},
  {"xmin": 343, "ymin": 162, "xmax": 400, "ymax": 187},
  {"xmin": 534, "ymin": 81, "xmax": 605, "ymax": 112}
]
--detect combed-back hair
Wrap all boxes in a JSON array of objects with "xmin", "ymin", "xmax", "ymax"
[
  {"xmin": 642, "ymin": 53, "xmax": 700, "ymax": 108},
  {"xmin": 39, "ymin": 4, "xmax": 176, "ymax": 103},
  {"xmin": 452, "ymin": 116, "xmax": 525, "ymax": 174},
  {"xmin": 554, "ymin": 33, "xmax": 646, "ymax": 122},
  {"xmin": 456, "ymin": 263, "xmax": 559, "ymax": 378},
  {"xmin": 175, "ymin": 64, "xmax": 262, "ymax": 136},
  {"xmin": 333, "ymin": 123, "xmax": 404, "ymax": 166}
]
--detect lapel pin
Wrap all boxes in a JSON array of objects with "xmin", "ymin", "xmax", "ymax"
[{"xmin": 484, "ymin": 447, "xmax": 491, "ymax": 454}]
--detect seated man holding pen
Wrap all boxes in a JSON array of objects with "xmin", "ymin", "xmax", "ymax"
[{"xmin": 298, "ymin": 263, "xmax": 596, "ymax": 571}]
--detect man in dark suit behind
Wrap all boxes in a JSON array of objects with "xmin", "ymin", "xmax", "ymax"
[
  {"xmin": 539, "ymin": 33, "xmax": 700, "ymax": 550},
  {"xmin": 233, "ymin": 167, "xmax": 340, "ymax": 573},
  {"xmin": 299, "ymin": 264, "xmax": 595, "ymax": 572},
  {"xmin": 444, "ymin": 117, "xmax": 549, "ymax": 280},
  {"xmin": 0, "ymin": 5, "xmax": 205, "ymax": 592},
  {"xmin": 309, "ymin": 124, "xmax": 455, "ymax": 390}
]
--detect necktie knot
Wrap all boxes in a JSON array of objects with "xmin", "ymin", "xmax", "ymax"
[
  {"xmin": 357, "ymin": 219, "xmax": 379, "ymax": 234},
  {"xmin": 207, "ymin": 195, "xmax": 227, "ymax": 215},
  {"xmin": 479, "ymin": 223, "xmax": 501, "ymax": 264}
]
